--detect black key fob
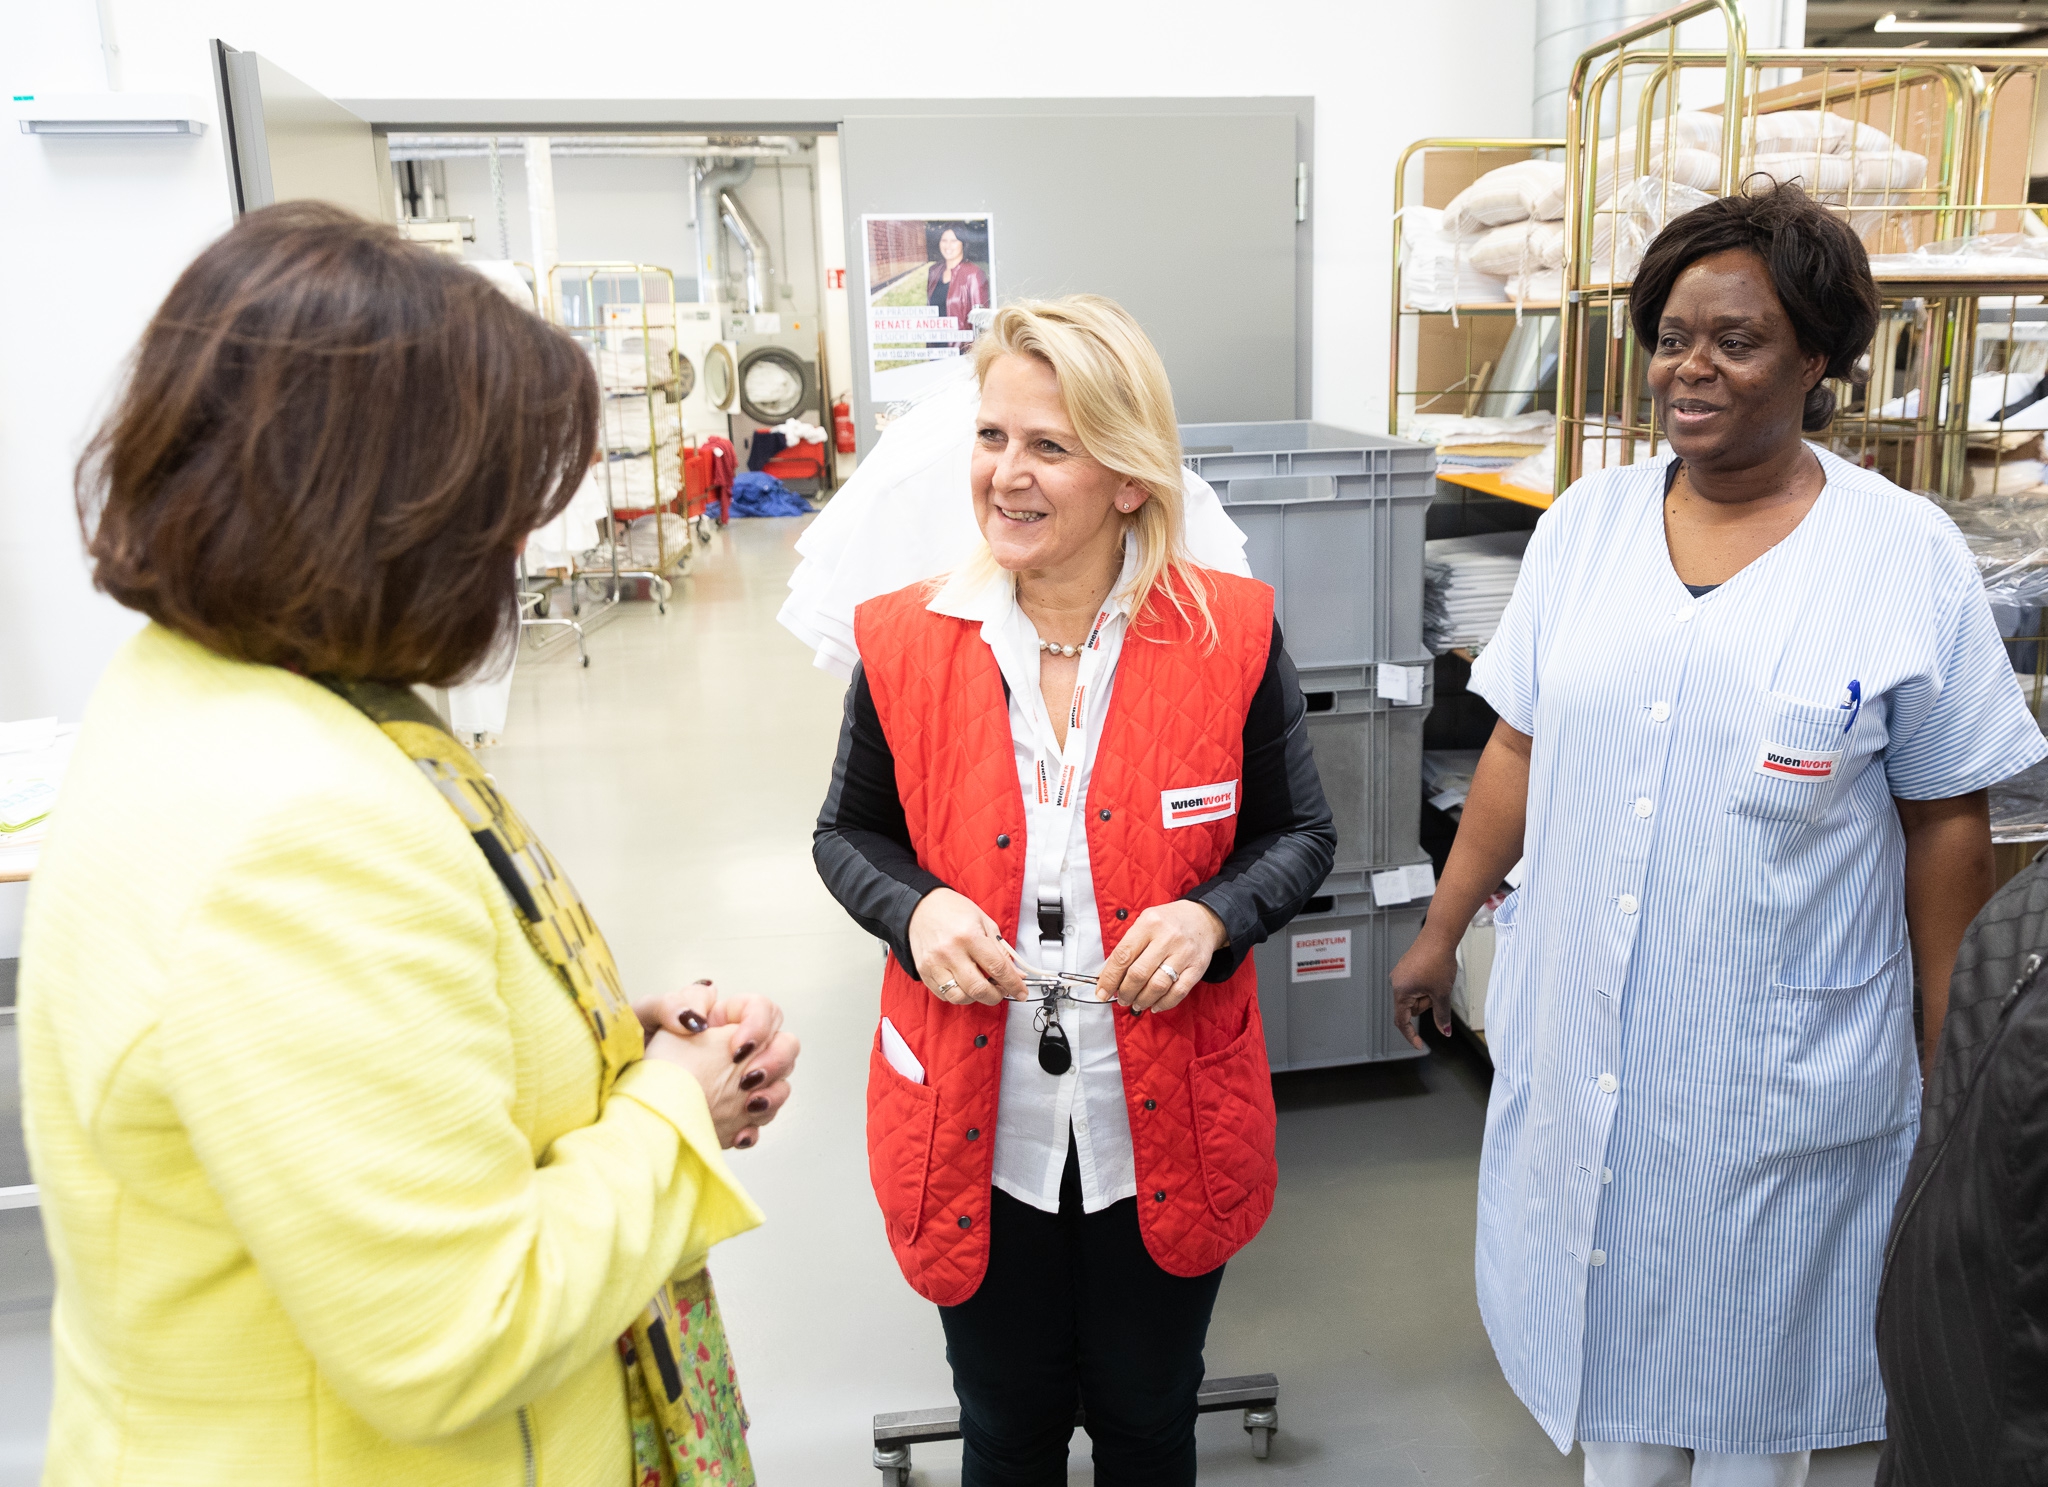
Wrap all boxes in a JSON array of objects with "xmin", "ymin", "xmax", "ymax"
[{"xmin": 1037, "ymin": 1020, "xmax": 1072, "ymax": 1076}]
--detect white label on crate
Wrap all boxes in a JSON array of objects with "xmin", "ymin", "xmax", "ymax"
[
  {"xmin": 1377, "ymin": 663, "xmax": 1426, "ymax": 706},
  {"xmin": 1159, "ymin": 778, "xmax": 1238, "ymax": 828},
  {"xmin": 1371, "ymin": 863, "xmax": 1436, "ymax": 907},
  {"xmin": 1291, "ymin": 928, "xmax": 1352, "ymax": 983}
]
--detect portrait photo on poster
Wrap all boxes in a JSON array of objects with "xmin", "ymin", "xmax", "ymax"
[{"xmin": 861, "ymin": 213, "xmax": 994, "ymax": 403}]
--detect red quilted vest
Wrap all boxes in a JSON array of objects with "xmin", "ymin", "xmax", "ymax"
[{"xmin": 855, "ymin": 568, "xmax": 1281, "ymax": 1305}]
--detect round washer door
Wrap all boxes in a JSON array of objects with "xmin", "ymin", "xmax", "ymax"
[
  {"xmin": 672, "ymin": 350, "xmax": 696, "ymax": 401},
  {"xmin": 703, "ymin": 343, "xmax": 737, "ymax": 411},
  {"xmin": 738, "ymin": 347, "xmax": 813, "ymax": 423}
]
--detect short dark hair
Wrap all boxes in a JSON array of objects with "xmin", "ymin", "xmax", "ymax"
[
  {"xmin": 77, "ymin": 201, "xmax": 598, "ymax": 685},
  {"xmin": 1630, "ymin": 180, "xmax": 1880, "ymax": 433}
]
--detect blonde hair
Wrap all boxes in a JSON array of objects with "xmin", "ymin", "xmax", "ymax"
[{"xmin": 967, "ymin": 295, "xmax": 1215, "ymax": 645}]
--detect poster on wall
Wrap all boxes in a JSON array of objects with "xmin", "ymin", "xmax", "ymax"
[{"xmin": 861, "ymin": 213, "xmax": 994, "ymax": 403}]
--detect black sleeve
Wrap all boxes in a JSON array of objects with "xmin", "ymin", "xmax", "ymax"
[
  {"xmin": 813, "ymin": 662, "xmax": 947, "ymax": 975},
  {"xmin": 1185, "ymin": 621, "xmax": 1338, "ymax": 982}
]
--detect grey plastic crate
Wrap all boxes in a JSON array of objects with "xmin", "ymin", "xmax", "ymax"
[
  {"xmin": 1256, "ymin": 886, "xmax": 1430, "ymax": 1071},
  {"xmin": 1180, "ymin": 420, "xmax": 1434, "ymax": 670},
  {"xmin": 1301, "ymin": 680, "xmax": 1433, "ymax": 895}
]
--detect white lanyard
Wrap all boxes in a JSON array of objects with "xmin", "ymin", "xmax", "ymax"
[{"xmin": 1022, "ymin": 603, "xmax": 1122, "ymax": 965}]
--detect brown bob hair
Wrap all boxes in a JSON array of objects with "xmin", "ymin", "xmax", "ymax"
[
  {"xmin": 1630, "ymin": 180, "xmax": 1879, "ymax": 434},
  {"xmin": 77, "ymin": 201, "xmax": 598, "ymax": 685}
]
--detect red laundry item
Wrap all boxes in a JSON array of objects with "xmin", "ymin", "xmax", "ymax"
[
  {"xmin": 701, "ymin": 436, "xmax": 737, "ymax": 525},
  {"xmin": 853, "ymin": 571, "xmax": 1280, "ymax": 1307}
]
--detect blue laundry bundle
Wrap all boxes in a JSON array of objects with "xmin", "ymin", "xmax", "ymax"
[{"xmin": 729, "ymin": 471, "xmax": 815, "ymax": 518}]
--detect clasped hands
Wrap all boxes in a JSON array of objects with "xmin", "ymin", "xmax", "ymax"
[
  {"xmin": 634, "ymin": 983, "xmax": 800, "ymax": 1151},
  {"xmin": 908, "ymin": 887, "xmax": 1226, "ymax": 1015}
]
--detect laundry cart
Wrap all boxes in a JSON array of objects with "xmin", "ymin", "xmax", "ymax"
[{"xmin": 1179, "ymin": 421, "xmax": 1437, "ymax": 1070}]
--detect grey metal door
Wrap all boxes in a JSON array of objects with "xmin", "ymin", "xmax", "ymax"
[
  {"xmin": 212, "ymin": 41, "xmax": 392, "ymax": 222},
  {"xmin": 839, "ymin": 109, "xmax": 1301, "ymax": 452}
]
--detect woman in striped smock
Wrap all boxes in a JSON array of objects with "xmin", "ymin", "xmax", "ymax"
[{"xmin": 1392, "ymin": 183, "xmax": 2048, "ymax": 1486}]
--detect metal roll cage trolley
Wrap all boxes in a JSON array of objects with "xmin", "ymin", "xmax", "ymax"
[{"xmin": 518, "ymin": 261, "xmax": 710, "ymax": 665}]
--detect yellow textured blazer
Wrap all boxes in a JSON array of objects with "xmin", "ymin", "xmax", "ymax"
[{"xmin": 20, "ymin": 624, "xmax": 763, "ymax": 1486}]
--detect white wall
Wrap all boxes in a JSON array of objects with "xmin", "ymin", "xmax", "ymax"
[{"xmin": 4, "ymin": 0, "xmax": 1536, "ymax": 721}]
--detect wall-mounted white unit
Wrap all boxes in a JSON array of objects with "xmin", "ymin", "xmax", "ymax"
[{"xmin": 13, "ymin": 94, "xmax": 209, "ymax": 136}]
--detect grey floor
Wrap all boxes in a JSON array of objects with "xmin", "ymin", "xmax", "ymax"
[{"xmin": 0, "ymin": 516, "xmax": 1880, "ymax": 1485}]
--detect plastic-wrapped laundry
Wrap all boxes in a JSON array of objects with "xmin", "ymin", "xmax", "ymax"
[
  {"xmin": 1442, "ymin": 159, "xmax": 1568, "ymax": 235},
  {"xmin": 1400, "ymin": 206, "xmax": 1509, "ymax": 313},
  {"xmin": 776, "ymin": 357, "xmax": 1255, "ymax": 681}
]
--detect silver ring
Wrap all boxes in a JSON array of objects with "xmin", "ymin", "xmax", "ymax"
[
  {"xmin": 1160, "ymin": 963, "xmax": 1180, "ymax": 982},
  {"xmin": 938, "ymin": 980, "xmax": 961, "ymax": 995}
]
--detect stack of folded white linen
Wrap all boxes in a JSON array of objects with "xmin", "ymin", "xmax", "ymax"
[
  {"xmin": 1407, "ymin": 412, "xmax": 1556, "ymax": 473},
  {"xmin": 1424, "ymin": 531, "xmax": 1533, "ymax": 652},
  {"xmin": 1500, "ymin": 424, "xmax": 1671, "ymax": 495},
  {"xmin": 1402, "ymin": 205, "xmax": 1512, "ymax": 312},
  {"xmin": 1870, "ymin": 233, "xmax": 2048, "ymax": 282}
]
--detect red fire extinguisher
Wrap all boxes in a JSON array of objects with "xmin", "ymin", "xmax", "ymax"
[{"xmin": 832, "ymin": 397, "xmax": 857, "ymax": 454}]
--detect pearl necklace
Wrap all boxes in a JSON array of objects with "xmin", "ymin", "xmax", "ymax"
[{"xmin": 1037, "ymin": 638, "xmax": 1083, "ymax": 658}]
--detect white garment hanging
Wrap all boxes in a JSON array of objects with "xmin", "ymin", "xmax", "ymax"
[{"xmin": 775, "ymin": 357, "xmax": 1255, "ymax": 681}]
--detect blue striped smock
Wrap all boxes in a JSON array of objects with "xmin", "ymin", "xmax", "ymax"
[{"xmin": 1466, "ymin": 447, "xmax": 2048, "ymax": 1454}]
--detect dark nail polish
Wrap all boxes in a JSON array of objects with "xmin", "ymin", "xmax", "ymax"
[
  {"xmin": 733, "ymin": 1041, "xmax": 757, "ymax": 1064},
  {"xmin": 740, "ymin": 1069, "xmax": 766, "ymax": 1091},
  {"xmin": 693, "ymin": 978, "xmax": 714, "ymax": 986},
  {"xmin": 747, "ymin": 1095, "xmax": 769, "ymax": 1114},
  {"xmin": 736, "ymin": 1135, "xmax": 755, "ymax": 1149},
  {"xmin": 679, "ymin": 1012, "xmax": 708, "ymax": 1033}
]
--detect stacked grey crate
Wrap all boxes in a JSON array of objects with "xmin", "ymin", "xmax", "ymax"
[{"xmin": 1179, "ymin": 422, "xmax": 1436, "ymax": 1071}]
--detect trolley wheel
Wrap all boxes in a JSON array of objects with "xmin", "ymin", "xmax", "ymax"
[
  {"xmin": 533, "ymin": 592, "xmax": 551, "ymax": 619},
  {"xmin": 872, "ymin": 1444, "xmax": 911, "ymax": 1486},
  {"xmin": 695, "ymin": 516, "xmax": 713, "ymax": 544},
  {"xmin": 653, "ymin": 577, "xmax": 672, "ymax": 613},
  {"xmin": 1243, "ymin": 1406, "xmax": 1278, "ymax": 1461},
  {"xmin": 580, "ymin": 654, "xmax": 590, "ymax": 668}
]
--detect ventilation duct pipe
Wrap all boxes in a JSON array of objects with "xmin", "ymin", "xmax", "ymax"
[
  {"xmin": 694, "ymin": 158, "xmax": 754, "ymax": 304},
  {"xmin": 719, "ymin": 190, "xmax": 775, "ymax": 314}
]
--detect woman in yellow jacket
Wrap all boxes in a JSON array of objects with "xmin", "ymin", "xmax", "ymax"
[{"xmin": 19, "ymin": 202, "xmax": 799, "ymax": 1486}]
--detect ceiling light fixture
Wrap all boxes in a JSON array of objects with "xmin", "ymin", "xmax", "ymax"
[{"xmin": 1874, "ymin": 12, "xmax": 2030, "ymax": 32}]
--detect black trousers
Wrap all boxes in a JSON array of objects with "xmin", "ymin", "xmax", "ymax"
[{"xmin": 937, "ymin": 1143, "xmax": 1226, "ymax": 1487}]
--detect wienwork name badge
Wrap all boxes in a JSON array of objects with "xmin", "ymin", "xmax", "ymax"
[
  {"xmin": 1160, "ymin": 779, "xmax": 1239, "ymax": 828},
  {"xmin": 1754, "ymin": 743, "xmax": 1842, "ymax": 781}
]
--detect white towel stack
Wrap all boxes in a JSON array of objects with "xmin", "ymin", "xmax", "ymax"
[{"xmin": 1425, "ymin": 531, "xmax": 1532, "ymax": 654}]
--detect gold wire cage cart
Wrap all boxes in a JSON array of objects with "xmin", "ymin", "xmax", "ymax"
[{"xmin": 544, "ymin": 262, "xmax": 701, "ymax": 624}]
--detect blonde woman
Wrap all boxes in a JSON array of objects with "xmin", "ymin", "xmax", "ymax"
[{"xmin": 814, "ymin": 296, "xmax": 1335, "ymax": 1486}]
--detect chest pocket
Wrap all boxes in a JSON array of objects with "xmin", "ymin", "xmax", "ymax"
[{"xmin": 1725, "ymin": 691, "xmax": 1854, "ymax": 826}]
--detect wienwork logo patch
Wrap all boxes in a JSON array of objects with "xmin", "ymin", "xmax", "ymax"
[{"xmin": 1160, "ymin": 779, "xmax": 1239, "ymax": 828}]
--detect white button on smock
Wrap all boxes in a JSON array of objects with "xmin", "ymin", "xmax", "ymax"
[
  {"xmin": 1634, "ymin": 798, "xmax": 1654, "ymax": 819},
  {"xmin": 1597, "ymin": 1073, "xmax": 1619, "ymax": 1094},
  {"xmin": 1590, "ymin": 1250, "xmax": 1607, "ymax": 1267},
  {"xmin": 1649, "ymin": 701, "xmax": 1671, "ymax": 722},
  {"xmin": 1602, "ymin": 1167, "xmax": 1613, "ymax": 1184},
  {"xmin": 1675, "ymin": 604, "xmax": 1697, "ymax": 622},
  {"xmin": 1617, "ymin": 893, "xmax": 1639, "ymax": 914}
]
